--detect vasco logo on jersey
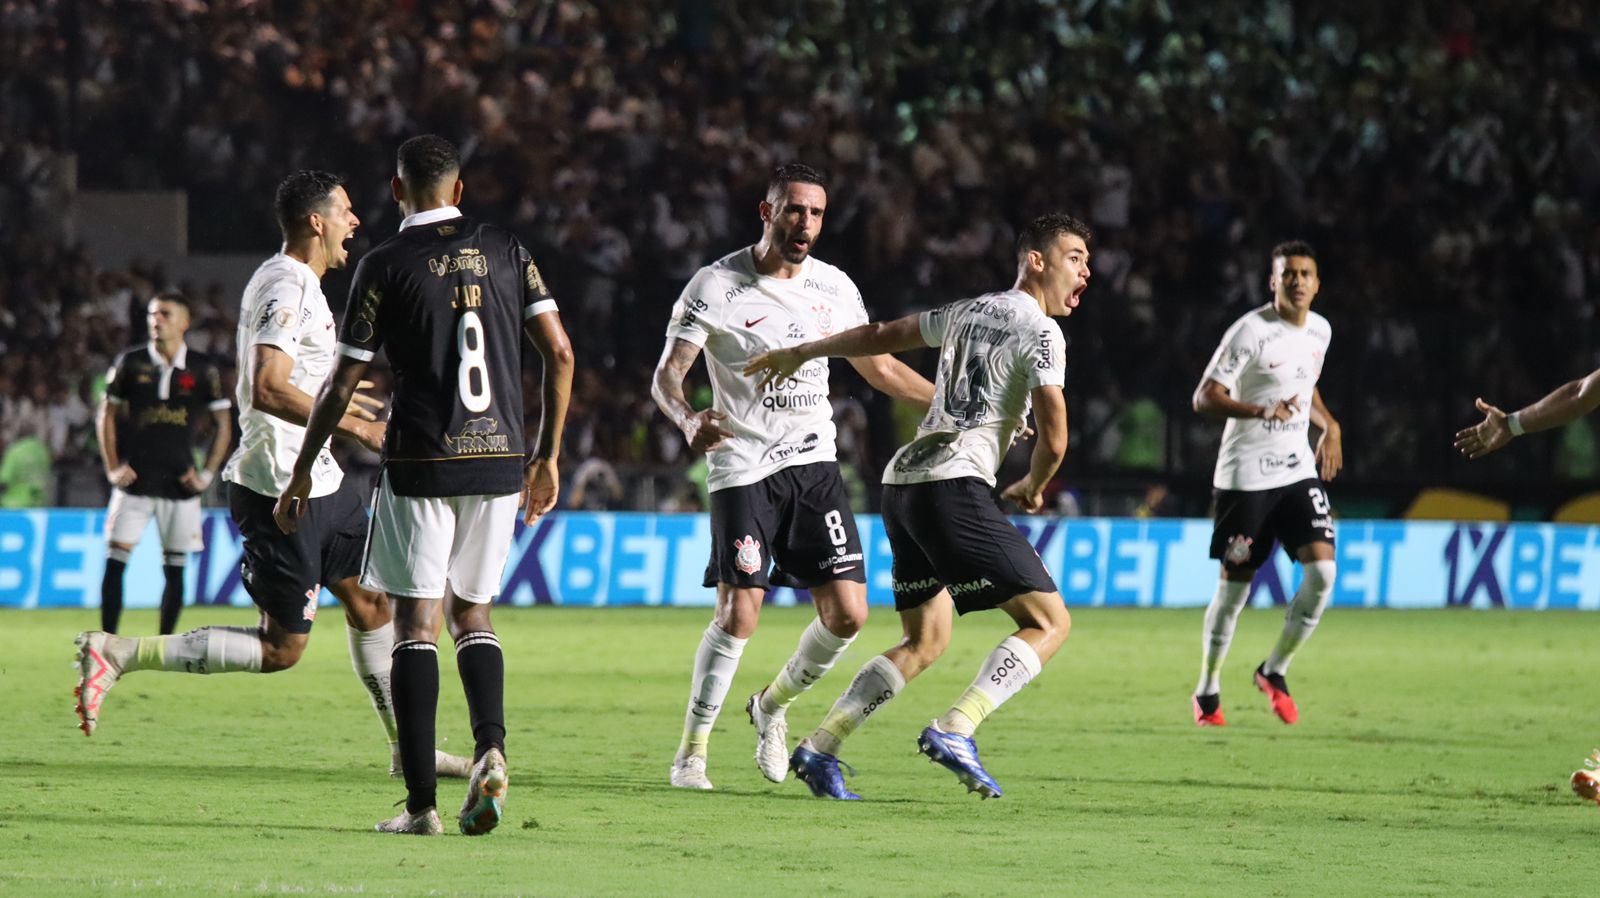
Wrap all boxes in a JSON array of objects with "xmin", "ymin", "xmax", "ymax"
[
  {"xmin": 428, "ymin": 249, "xmax": 489, "ymax": 278},
  {"xmin": 445, "ymin": 416, "xmax": 511, "ymax": 455},
  {"xmin": 810, "ymin": 304, "xmax": 834, "ymax": 337},
  {"xmin": 764, "ymin": 433, "xmax": 820, "ymax": 463},
  {"xmin": 733, "ymin": 535, "xmax": 763, "ymax": 574}
]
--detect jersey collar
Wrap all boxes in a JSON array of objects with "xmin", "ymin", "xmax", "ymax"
[
  {"xmin": 146, "ymin": 341, "xmax": 188, "ymax": 371},
  {"xmin": 400, "ymin": 206, "xmax": 464, "ymax": 231}
]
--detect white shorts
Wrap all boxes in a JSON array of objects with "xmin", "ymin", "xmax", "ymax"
[
  {"xmin": 106, "ymin": 489, "xmax": 204, "ymax": 553},
  {"xmin": 360, "ymin": 473, "xmax": 519, "ymax": 603}
]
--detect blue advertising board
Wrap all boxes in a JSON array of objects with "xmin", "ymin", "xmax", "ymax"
[{"xmin": 2, "ymin": 510, "xmax": 1598, "ymax": 610}]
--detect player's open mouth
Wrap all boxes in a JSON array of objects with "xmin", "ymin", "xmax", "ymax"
[{"xmin": 789, "ymin": 238, "xmax": 809, "ymax": 252}]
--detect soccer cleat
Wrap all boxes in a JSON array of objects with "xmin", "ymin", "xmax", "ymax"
[
  {"xmin": 746, "ymin": 690, "xmax": 790, "ymax": 783},
  {"xmin": 73, "ymin": 632, "xmax": 126, "ymax": 736},
  {"xmin": 1572, "ymin": 750, "xmax": 1600, "ymax": 806},
  {"xmin": 789, "ymin": 743, "xmax": 861, "ymax": 800},
  {"xmin": 375, "ymin": 806, "xmax": 443, "ymax": 835},
  {"xmin": 1192, "ymin": 693, "xmax": 1226, "ymax": 727},
  {"xmin": 458, "ymin": 748, "xmax": 508, "ymax": 836},
  {"xmin": 669, "ymin": 754, "xmax": 713, "ymax": 791},
  {"xmin": 917, "ymin": 723, "xmax": 1002, "ymax": 798},
  {"xmin": 1253, "ymin": 664, "xmax": 1299, "ymax": 724},
  {"xmin": 390, "ymin": 748, "xmax": 474, "ymax": 780}
]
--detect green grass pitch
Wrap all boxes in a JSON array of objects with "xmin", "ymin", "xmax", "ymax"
[{"xmin": 1, "ymin": 605, "xmax": 1596, "ymax": 897}]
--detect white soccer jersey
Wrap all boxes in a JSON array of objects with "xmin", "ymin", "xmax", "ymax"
[
  {"xmin": 1202, "ymin": 304, "xmax": 1333, "ymax": 491},
  {"xmin": 883, "ymin": 290, "xmax": 1066, "ymax": 487},
  {"xmin": 221, "ymin": 253, "xmax": 344, "ymax": 499},
  {"xmin": 665, "ymin": 247, "xmax": 869, "ymax": 492}
]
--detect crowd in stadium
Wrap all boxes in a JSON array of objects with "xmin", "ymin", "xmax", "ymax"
[{"xmin": 3, "ymin": 0, "xmax": 1599, "ymax": 510}]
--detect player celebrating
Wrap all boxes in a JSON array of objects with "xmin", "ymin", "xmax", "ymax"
[
  {"xmin": 1454, "ymin": 364, "xmax": 1600, "ymax": 805},
  {"xmin": 743, "ymin": 213, "xmax": 1084, "ymax": 799},
  {"xmin": 75, "ymin": 171, "xmax": 470, "ymax": 783},
  {"xmin": 277, "ymin": 135, "xmax": 573, "ymax": 836},
  {"xmin": 652, "ymin": 163, "xmax": 934, "ymax": 791},
  {"xmin": 97, "ymin": 292, "xmax": 232, "ymax": 635},
  {"xmin": 1190, "ymin": 241, "xmax": 1343, "ymax": 727}
]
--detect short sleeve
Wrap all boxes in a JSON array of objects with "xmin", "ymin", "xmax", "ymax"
[
  {"xmin": 665, "ymin": 268, "xmax": 718, "ymax": 348},
  {"xmin": 104, "ymin": 355, "xmax": 129, "ymax": 404},
  {"xmin": 843, "ymin": 275, "xmax": 870, "ymax": 329},
  {"xmin": 518, "ymin": 240, "xmax": 558, "ymax": 320},
  {"xmin": 1202, "ymin": 317, "xmax": 1256, "ymax": 391},
  {"xmin": 918, "ymin": 302, "xmax": 957, "ymax": 348},
  {"xmin": 203, "ymin": 359, "xmax": 230, "ymax": 411},
  {"xmin": 248, "ymin": 276, "xmax": 310, "ymax": 360},
  {"xmin": 1024, "ymin": 322, "xmax": 1066, "ymax": 390},
  {"xmin": 338, "ymin": 257, "xmax": 386, "ymax": 362}
]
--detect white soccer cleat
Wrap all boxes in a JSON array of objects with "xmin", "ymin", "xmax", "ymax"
[
  {"xmin": 389, "ymin": 747, "xmax": 474, "ymax": 780},
  {"xmin": 1572, "ymin": 750, "xmax": 1600, "ymax": 807},
  {"xmin": 458, "ymin": 748, "xmax": 508, "ymax": 836},
  {"xmin": 746, "ymin": 690, "xmax": 790, "ymax": 783},
  {"xmin": 669, "ymin": 754, "xmax": 714, "ymax": 791},
  {"xmin": 375, "ymin": 806, "xmax": 443, "ymax": 835},
  {"xmin": 74, "ymin": 631, "xmax": 128, "ymax": 737}
]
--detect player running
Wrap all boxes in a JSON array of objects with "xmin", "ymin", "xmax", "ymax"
[
  {"xmin": 652, "ymin": 163, "xmax": 934, "ymax": 791},
  {"xmin": 1190, "ymin": 241, "xmax": 1343, "ymax": 727},
  {"xmin": 743, "ymin": 213, "xmax": 1086, "ymax": 799},
  {"xmin": 277, "ymin": 135, "xmax": 573, "ymax": 836},
  {"xmin": 1454, "ymin": 363, "xmax": 1600, "ymax": 805},
  {"xmin": 97, "ymin": 291, "xmax": 233, "ymax": 635},
  {"xmin": 75, "ymin": 171, "xmax": 471, "ymax": 782}
]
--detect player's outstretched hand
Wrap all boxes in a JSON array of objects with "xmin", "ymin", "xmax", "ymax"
[
  {"xmin": 1315, "ymin": 426, "xmax": 1343, "ymax": 481},
  {"xmin": 345, "ymin": 380, "xmax": 385, "ymax": 422},
  {"xmin": 1000, "ymin": 477, "xmax": 1046, "ymax": 514},
  {"xmin": 1263, "ymin": 397, "xmax": 1299, "ymax": 422},
  {"xmin": 105, "ymin": 463, "xmax": 137, "ymax": 488},
  {"xmin": 1454, "ymin": 397, "xmax": 1513, "ymax": 459},
  {"xmin": 521, "ymin": 457, "xmax": 559, "ymax": 524},
  {"xmin": 273, "ymin": 470, "xmax": 314, "ymax": 535},
  {"xmin": 355, "ymin": 420, "xmax": 387, "ymax": 454},
  {"xmin": 742, "ymin": 348, "xmax": 805, "ymax": 391},
  {"xmin": 1010, "ymin": 424, "xmax": 1036, "ymax": 449},
  {"xmin": 681, "ymin": 409, "xmax": 735, "ymax": 452}
]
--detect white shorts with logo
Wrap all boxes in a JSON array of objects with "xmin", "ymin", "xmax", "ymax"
[
  {"xmin": 360, "ymin": 473, "xmax": 519, "ymax": 603},
  {"xmin": 105, "ymin": 489, "xmax": 204, "ymax": 553}
]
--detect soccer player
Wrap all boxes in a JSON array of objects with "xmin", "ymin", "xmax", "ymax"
[
  {"xmin": 742, "ymin": 213, "xmax": 1086, "ymax": 800},
  {"xmin": 1190, "ymin": 241, "xmax": 1343, "ymax": 727},
  {"xmin": 97, "ymin": 292, "xmax": 233, "ymax": 635},
  {"xmin": 1454, "ymin": 366, "xmax": 1600, "ymax": 804},
  {"xmin": 277, "ymin": 135, "xmax": 573, "ymax": 837},
  {"xmin": 74, "ymin": 171, "xmax": 470, "ymax": 783},
  {"xmin": 651, "ymin": 163, "xmax": 935, "ymax": 791}
]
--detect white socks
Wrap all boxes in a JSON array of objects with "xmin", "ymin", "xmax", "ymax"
[
  {"xmin": 1196, "ymin": 580, "xmax": 1252, "ymax": 695},
  {"xmin": 938, "ymin": 636, "xmax": 1043, "ymax": 736},
  {"xmin": 677, "ymin": 622, "xmax": 747, "ymax": 759},
  {"xmin": 349, "ymin": 623, "xmax": 400, "ymax": 743},
  {"xmin": 760, "ymin": 617, "xmax": 856, "ymax": 716},
  {"xmin": 130, "ymin": 626, "xmax": 263, "ymax": 674},
  {"xmin": 1265, "ymin": 561, "xmax": 1336, "ymax": 675},
  {"xmin": 810, "ymin": 654, "xmax": 906, "ymax": 755}
]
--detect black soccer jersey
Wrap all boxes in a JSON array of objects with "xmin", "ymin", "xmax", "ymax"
[
  {"xmin": 104, "ymin": 344, "xmax": 231, "ymax": 499},
  {"xmin": 339, "ymin": 210, "xmax": 557, "ymax": 497}
]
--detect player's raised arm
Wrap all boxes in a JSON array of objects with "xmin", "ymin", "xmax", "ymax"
[
  {"xmin": 744, "ymin": 314, "xmax": 928, "ymax": 391},
  {"xmin": 521, "ymin": 309, "xmax": 574, "ymax": 523},
  {"xmin": 1309, "ymin": 387, "xmax": 1342, "ymax": 481},
  {"xmin": 1455, "ymin": 367, "xmax": 1600, "ymax": 459},
  {"xmin": 652, "ymin": 337, "xmax": 734, "ymax": 452}
]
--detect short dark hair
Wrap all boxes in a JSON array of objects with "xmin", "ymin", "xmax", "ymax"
[
  {"xmin": 397, "ymin": 134, "xmax": 462, "ymax": 190},
  {"xmin": 274, "ymin": 170, "xmax": 345, "ymax": 237},
  {"xmin": 1271, "ymin": 240, "xmax": 1316, "ymax": 263},
  {"xmin": 1016, "ymin": 213, "xmax": 1092, "ymax": 260},
  {"xmin": 149, "ymin": 290, "xmax": 190, "ymax": 314},
  {"xmin": 766, "ymin": 163, "xmax": 827, "ymax": 202}
]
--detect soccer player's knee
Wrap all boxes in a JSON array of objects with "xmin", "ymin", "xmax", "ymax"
[
  {"xmin": 824, "ymin": 604, "xmax": 867, "ymax": 638},
  {"xmin": 259, "ymin": 640, "xmax": 305, "ymax": 672},
  {"xmin": 1302, "ymin": 560, "xmax": 1336, "ymax": 594}
]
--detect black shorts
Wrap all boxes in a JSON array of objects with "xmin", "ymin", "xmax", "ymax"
[
  {"xmin": 704, "ymin": 462, "xmax": 867, "ymax": 590},
  {"xmin": 881, "ymin": 478, "xmax": 1057, "ymax": 615},
  {"xmin": 1209, "ymin": 477, "xmax": 1336, "ymax": 571},
  {"xmin": 229, "ymin": 481, "xmax": 369, "ymax": 634}
]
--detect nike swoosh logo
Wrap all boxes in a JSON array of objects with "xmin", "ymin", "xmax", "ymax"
[
  {"xmin": 831, "ymin": 565, "xmax": 857, "ymax": 575},
  {"xmin": 745, "ymin": 316, "xmax": 768, "ymax": 328}
]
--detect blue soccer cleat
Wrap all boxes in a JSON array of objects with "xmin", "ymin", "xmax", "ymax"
[
  {"xmin": 789, "ymin": 743, "xmax": 861, "ymax": 800},
  {"xmin": 917, "ymin": 723, "xmax": 1002, "ymax": 798}
]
